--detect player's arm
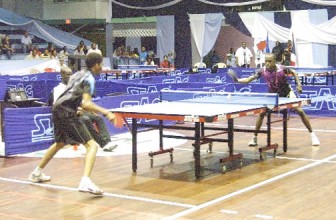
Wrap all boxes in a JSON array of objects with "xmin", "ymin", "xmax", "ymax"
[
  {"xmin": 81, "ymin": 93, "xmax": 115, "ymax": 123},
  {"xmin": 228, "ymin": 69, "xmax": 259, "ymax": 84},
  {"xmin": 287, "ymin": 68, "xmax": 302, "ymax": 93}
]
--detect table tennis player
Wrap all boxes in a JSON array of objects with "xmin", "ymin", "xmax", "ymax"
[
  {"xmin": 28, "ymin": 53, "xmax": 116, "ymax": 195},
  {"xmin": 227, "ymin": 53, "xmax": 320, "ymax": 146}
]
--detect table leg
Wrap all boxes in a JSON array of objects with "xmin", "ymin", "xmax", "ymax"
[
  {"xmin": 283, "ymin": 109, "xmax": 288, "ymax": 152},
  {"xmin": 194, "ymin": 122, "xmax": 201, "ymax": 180},
  {"xmin": 132, "ymin": 118, "xmax": 137, "ymax": 172}
]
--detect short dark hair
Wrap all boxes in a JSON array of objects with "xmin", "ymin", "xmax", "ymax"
[{"xmin": 85, "ymin": 53, "xmax": 103, "ymax": 69}]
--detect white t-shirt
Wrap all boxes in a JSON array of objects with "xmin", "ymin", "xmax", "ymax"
[
  {"xmin": 87, "ymin": 48, "xmax": 102, "ymax": 55},
  {"xmin": 21, "ymin": 35, "xmax": 32, "ymax": 45},
  {"xmin": 235, "ymin": 47, "xmax": 253, "ymax": 66},
  {"xmin": 53, "ymin": 83, "xmax": 67, "ymax": 104}
]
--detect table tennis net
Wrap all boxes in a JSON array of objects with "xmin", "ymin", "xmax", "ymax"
[{"xmin": 160, "ymin": 90, "xmax": 279, "ymax": 107}]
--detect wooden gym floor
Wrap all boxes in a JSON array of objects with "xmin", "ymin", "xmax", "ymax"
[{"xmin": 0, "ymin": 115, "xmax": 335, "ymax": 220}]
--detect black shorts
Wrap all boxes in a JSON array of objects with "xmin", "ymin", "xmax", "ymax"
[{"xmin": 53, "ymin": 114, "xmax": 93, "ymax": 144}]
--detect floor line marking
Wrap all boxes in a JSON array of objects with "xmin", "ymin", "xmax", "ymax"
[
  {"xmin": 276, "ymin": 156, "xmax": 336, "ymax": 163},
  {"xmin": 174, "ymin": 147, "xmax": 336, "ymax": 164},
  {"xmin": 163, "ymin": 153, "xmax": 336, "ymax": 220},
  {"xmin": 255, "ymin": 214, "xmax": 273, "ymax": 219},
  {"xmin": 207, "ymin": 123, "xmax": 336, "ymax": 133},
  {"xmin": 0, "ymin": 177, "xmax": 195, "ymax": 209},
  {"xmin": 220, "ymin": 209, "xmax": 238, "ymax": 214}
]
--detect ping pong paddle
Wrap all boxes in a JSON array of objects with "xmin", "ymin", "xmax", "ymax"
[{"xmin": 227, "ymin": 69, "xmax": 238, "ymax": 82}]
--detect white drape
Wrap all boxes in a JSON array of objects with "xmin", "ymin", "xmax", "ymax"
[
  {"xmin": 240, "ymin": 12, "xmax": 291, "ymax": 44},
  {"xmin": 126, "ymin": 37, "xmax": 141, "ymax": 53},
  {"xmin": 300, "ymin": 0, "xmax": 336, "ymax": 6},
  {"xmin": 189, "ymin": 13, "xmax": 223, "ymax": 61},
  {"xmin": 156, "ymin": 16, "xmax": 175, "ymax": 62},
  {"xmin": 291, "ymin": 10, "xmax": 328, "ymax": 67},
  {"xmin": 239, "ymin": 9, "xmax": 336, "ymax": 67}
]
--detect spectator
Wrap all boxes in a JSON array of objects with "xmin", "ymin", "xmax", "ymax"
[
  {"xmin": 160, "ymin": 55, "xmax": 173, "ymax": 68},
  {"xmin": 133, "ymin": 48, "xmax": 139, "ymax": 57},
  {"xmin": 77, "ymin": 40, "xmax": 88, "ymax": 55},
  {"xmin": 282, "ymin": 48, "xmax": 291, "ymax": 66},
  {"xmin": 50, "ymin": 50, "xmax": 58, "ymax": 59},
  {"xmin": 73, "ymin": 46, "xmax": 85, "ymax": 55},
  {"xmin": 272, "ymin": 41, "xmax": 283, "ymax": 64},
  {"xmin": 144, "ymin": 56, "xmax": 155, "ymax": 66},
  {"xmin": 235, "ymin": 42, "xmax": 253, "ymax": 68},
  {"xmin": 59, "ymin": 46, "xmax": 69, "ymax": 63},
  {"xmin": 211, "ymin": 50, "xmax": 221, "ymax": 66},
  {"xmin": 139, "ymin": 46, "xmax": 148, "ymax": 64},
  {"xmin": 25, "ymin": 49, "xmax": 41, "ymax": 60},
  {"xmin": 2, "ymin": 35, "xmax": 15, "ymax": 60},
  {"xmin": 21, "ymin": 31, "xmax": 32, "ymax": 53},
  {"xmin": 34, "ymin": 45, "xmax": 42, "ymax": 56},
  {"xmin": 226, "ymin": 53, "xmax": 237, "ymax": 68},
  {"xmin": 40, "ymin": 49, "xmax": 50, "ymax": 59},
  {"xmin": 87, "ymin": 43, "xmax": 102, "ymax": 55}
]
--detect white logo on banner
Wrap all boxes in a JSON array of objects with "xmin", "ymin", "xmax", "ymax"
[
  {"xmin": 162, "ymin": 76, "xmax": 189, "ymax": 84},
  {"xmin": 206, "ymin": 76, "xmax": 226, "ymax": 83},
  {"xmin": 120, "ymin": 97, "xmax": 160, "ymax": 124},
  {"xmin": 31, "ymin": 113, "xmax": 54, "ymax": 142},
  {"xmin": 302, "ymin": 88, "xmax": 336, "ymax": 111}
]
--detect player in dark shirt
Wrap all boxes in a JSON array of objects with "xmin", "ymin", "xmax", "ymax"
[
  {"xmin": 228, "ymin": 53, "xmax": 319, "ymax": 147},
  {"xmin": 28, "ymin": 53, "xmax": 115, "ymax": 195}
]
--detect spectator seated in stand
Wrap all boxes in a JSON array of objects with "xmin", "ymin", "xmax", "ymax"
[
  {"xmin": 25, "ymin": 48, "xmax": 41, "ymax": 60},
  {"xmin": 2, "ymin": 35, "xmax": 15, "ymax": 60},
  {"xmin": 160, "ymin": 55, "xmax": 174, "ymax": 68},
  {"xmin": 144, "ymin": 56, "xmax": 155, "ymax": 66},
  {"xmin": 21, "ymin": 31, "xmax": 32, "ymax": 54}
]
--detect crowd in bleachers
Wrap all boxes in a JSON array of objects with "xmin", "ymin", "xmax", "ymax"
[
  {"xmin": 1, "ymin": 30, "xmax": 176, "ymax": 72},
  {"xmin": 0, "ymin": 30, "xmax": 108, "ymax": 72},
  {"xmin": 112, "ymin": 44, "xmax": 175, "ymax": 69}
]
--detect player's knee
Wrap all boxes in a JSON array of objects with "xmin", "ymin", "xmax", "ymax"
[
  {"xmin": 85, "ymin": 139, "xmax": 99, "ymax": 150},
  {"xmin": 294, "ymin": 107, "xmax": 305, "ymax": 116},
  {"xmin": 55, "ymin": 142, "xmax": 65, "ymax": 150},
  {"xmin": 259, "ymin": 112, "xmax": 266, "ymax": 118}
]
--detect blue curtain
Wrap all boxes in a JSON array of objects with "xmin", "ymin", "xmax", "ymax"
[{"xmin": 224, "ymin": 12, "xmax": 251, "ymax": 36}]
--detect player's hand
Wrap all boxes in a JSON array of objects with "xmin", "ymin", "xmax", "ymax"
[
  {"xmin": 296, "ymin": 85, "xmax": 302, "ymax": 94},
  {"xmin": 105, "ymin": 111, "xmax": 115, "ymax": 122},
  {"xmin": 76, "ymin": 108, "xmax": 84, "ymax": 116}
]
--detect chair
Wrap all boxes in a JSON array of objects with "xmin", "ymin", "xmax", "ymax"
[
  {"xmin": 193, "ymin": 62, "xmax": 206, "ymax": 68},
  {"xmin": 215, "ymin": 62, "xmax": 227, "ymax": 68}
]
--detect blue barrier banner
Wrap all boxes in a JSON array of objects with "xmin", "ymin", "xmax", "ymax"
[
  {"xmin": 4, "ymin": 106, "xmax": 53, "ymax": 156},
  {"xmin": 0, "ymin": 80, "xmax": 6, "ymax": 101},
  {"xmin": 102, "ymin": 92, "xmax": 162, "ymax": 134},
  {"xmin": 299, "ymin": 85, "xmax": 336, "ymax": 117},
  {"xmin": 2, "ymin": 72, "xmax": 61, "ymax": 81},
  {"xmin": 6, "ymin": 80, "xmax": 49, "ymax": 103}
]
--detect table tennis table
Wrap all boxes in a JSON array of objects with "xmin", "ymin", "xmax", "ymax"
[
  {"xmin": 112, "ymin": 91, "xmax": 310, "ymax": 179},
  {"xmin": 103, "ymin": 65, "xmax": 175, "ymax": 80}
]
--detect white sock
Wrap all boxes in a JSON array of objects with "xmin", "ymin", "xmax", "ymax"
[
  {"xmin": 33, "ymin": 167, "xmax": 42, "ymax": 175},
  {"xmin": 81, "ymin": 176, "xmax": 90, "ymax": 183}
]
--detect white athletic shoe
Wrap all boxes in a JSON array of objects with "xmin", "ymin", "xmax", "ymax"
[
  {"xmin": 28, "ymin": 172, "xmax": 51, "ymax": 183},
  {"xmin": 311, "ymin": 132, "xmax": 320, "ymax": 146},
  {"xmin": 102, "ymin": 142, "xmax": 118, "ymax": 152},
  {"xmin": 78, "ymin": 179, "xmax": 104, "ymax": 195},
  {"xmin": 248, "ymin": 136, "xmax": 258, "ymax": 146}
]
